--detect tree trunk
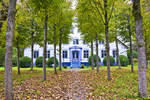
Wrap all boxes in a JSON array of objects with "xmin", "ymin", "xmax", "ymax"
[
  {"xmin": 43, "ymin": 13, "xmax": 48, "ymax": 81},
  {"xmin": 59, "ymin": 29, "xmax": 62, "ymax": 71},
  {"xmin": 91, "ymin": 41, "xmax": 94, "ymax": 70},
  {"xmin": 127, "ymin": 15, "xmax": 134, "ymax": 72},
  {"xmin": 133, "ymin": 0, "xmax": 148, "ymax": 97},
  {"xmin": 96, "ymin": 34, "xmax": 99, "ymax": 73},
  {"xmin": 115, "ymin": 37, "xmax": 121, "ymax": 69},
  {"xmin": 31, "ymin": 32, "xmax": 34, "ymax": 71},
  {"xmin": 16, "ymin": 40, "xmax": 20, "ymax": 75},
  {"xmin": 104, "ymin": 0, "xmax": 111, "ymax": 80},
  {"xmin": 5, "ymin": 0, "xmax": 17, "ymax": 99},
  {"xmin": 54, "ymin": 24, "xmax": 57, "ymax": 74}
]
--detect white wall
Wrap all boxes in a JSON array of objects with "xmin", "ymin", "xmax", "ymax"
[{"xmin": 24, "ymin": 22, "xmax": 127, "ymax": 64}]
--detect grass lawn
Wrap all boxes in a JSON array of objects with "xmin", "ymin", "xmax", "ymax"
[
  {"xmin": 0, "ymin": 61, "xmax": 140, "ymax": 71},
  {"xmin": 81, "ymin": 68, "xmax": 150, "ymax": 99},
  {"xmin": 0, "ymin": 66, "xmax": 71, "ymax": 71},
  {"xmin": 0, "ymin": 65, "xmax": 149, "ymax": 99}
]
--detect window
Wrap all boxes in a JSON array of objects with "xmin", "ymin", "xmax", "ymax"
[
  {"xmin": 113, "ymin": 50, "xmax": 117, "ymax": 58},
  {"xmin": 101, "ymin": 50, "xmax": 106, "ymax": 58},
  {"xmin": 73, "ymin": 39, "xmax": 79, "ymax": 44},
  {"xmin": 74, "ymin": 17, "xmax": 77, "ymax": 21},
  {"xmin": 34, "ymin": 51, "xmax": 39, "ymax": 58},
  {"xmin": 46, "ymin": 50, "xmax": 50, "ymax": 58},
  {"xmin": 76, "ymin": 39, "xmax": 79, "ymax": 44},
  {"xmin": 99, "ymin": 41, "xmax": 104, "ymax": 44},
  {"xmin": 63, "ymin": 51, "xmax": 68, "ymax": 58},
  {"xmin": 73, "ymin": 40, "xmax": 76, "ymax": 44},
  {"xmin": 48, "ymin": 42, "xmax": 50, "ymax": 45},
  {"xmin": 84, "ymin": 50, "xmax": 89, "ymax": 58}
]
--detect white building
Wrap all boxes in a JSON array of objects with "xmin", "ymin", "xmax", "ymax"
[{"xmin": 24, "ymin": 22, "xmax": 127, "ymax": 68}]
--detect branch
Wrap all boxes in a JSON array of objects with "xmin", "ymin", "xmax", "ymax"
[
  {"xmin": 108, "ymin": 0, "xmax": 115, "ymax": 23},
  {"xmin": 90, "ymin": 0, "xmax": 105, "ymax": 24},
  {"xmin": 97, "ymin": 0, "xmax": 105, "ymax": 15},
  {"xmin": 117, "ymin": 38, "xmax": 129, "ymax": 49}
]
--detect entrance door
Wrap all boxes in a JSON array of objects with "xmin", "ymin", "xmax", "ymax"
[
  {"xmin": 71, "ymin": 51, "xmax": 80, "ymax": 68},
  {"xmin": 72, "ymin": 51, "xmax": 79, "ymax": 61}
]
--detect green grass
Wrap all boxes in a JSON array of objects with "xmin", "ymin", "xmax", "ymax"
[
  {"xmin": 81, "ymin": 68, "xmax": 150, "ymax": 99},
  {"xmin": 0, "ymin": 66, "xmax": 71, "ymax": 71},
  {"xmin": 83, "ymin": 65, "xmax": 139, "ymax": 70},
  {"xmin": 0, "ymin": 64, "xmax": 141, "ymax": 71}
]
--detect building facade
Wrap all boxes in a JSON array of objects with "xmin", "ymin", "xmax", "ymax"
[{"xmin": 24, "ymin": 23, "xmax": 127, "ymax": 68}]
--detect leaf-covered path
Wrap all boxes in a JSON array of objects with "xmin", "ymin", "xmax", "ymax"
[
  {"xmin": 64, "ymin": 70, "xmax": 91, "ymax": 99},
  {"xmin": 7, "ymin": 70, "xmax": 93, "ymax": 100}
]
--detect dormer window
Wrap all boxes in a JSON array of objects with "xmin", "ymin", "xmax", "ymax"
[
  {"xmin": 99, "ymin": 41, "xmax": 104, "ymax": 44},
  {"xmin": 48, "ymin": 42, "xmax": 50, "ymax": 45},
  {"xmin": 73, "ymin": 39, "xmax": 79, "ymax": 44}
]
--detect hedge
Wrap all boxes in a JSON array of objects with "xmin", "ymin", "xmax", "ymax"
[
  {"xmin": 88, "ymin": 55, "xmax": 101, "ymax": 66},
  {"xmin": 127, "ymin": 50, "xmax": 138, "ymax": 64},
  {"xmin": 103, "ymin": 56, "xmax": 115, "ymax": 66},
  {"xmin": 119, "ymin": 55, "xmax": 129, "ymax": 66},
  {"xmin": 20, "ymin": 56, "xmax": 31, "ymax": 68},
  {"xmin": 47, "ymin": 57, "xmax": 58, "ymax": 67},
  {"xmin": 35, "ymin": 57, "xmax": 43, "ymax": 67}
]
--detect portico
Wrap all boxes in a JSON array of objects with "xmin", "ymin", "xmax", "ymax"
[{"xmin": 69, "ymin": 46, "xmax": 82, "ymax": 68}]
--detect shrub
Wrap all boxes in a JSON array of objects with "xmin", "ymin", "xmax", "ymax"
[
  {"xmin": 35, "ymin": 57, "xmax": 43, "ymax": 67},
  {"xmin": 47, "ymin": 57, "xmax": 58, "ymax": 67},
  {"xmin": 103, "ymin": 56, "xmax": 115, "ymax": 66},
  {"xmin": 81, "ymin": 64, "xmax": 84, "ymax": 69},
  {"xmin": 127, "ymin": 50, "xmax": 138, "ymax": 64},
  {"xmin": 20, "ymin": 56, "xmax": 31, "ymax": 68},
  {"xmin": 88, "ymin": 55, "xmax": 101, "ymax": 66},
  {"xmin": 119, "ymin": 55, "xmax": 129, "ymax": 66},
  {"xmin": 63, "ymin": 65, "xmax": 67, "ymax": 69}
]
